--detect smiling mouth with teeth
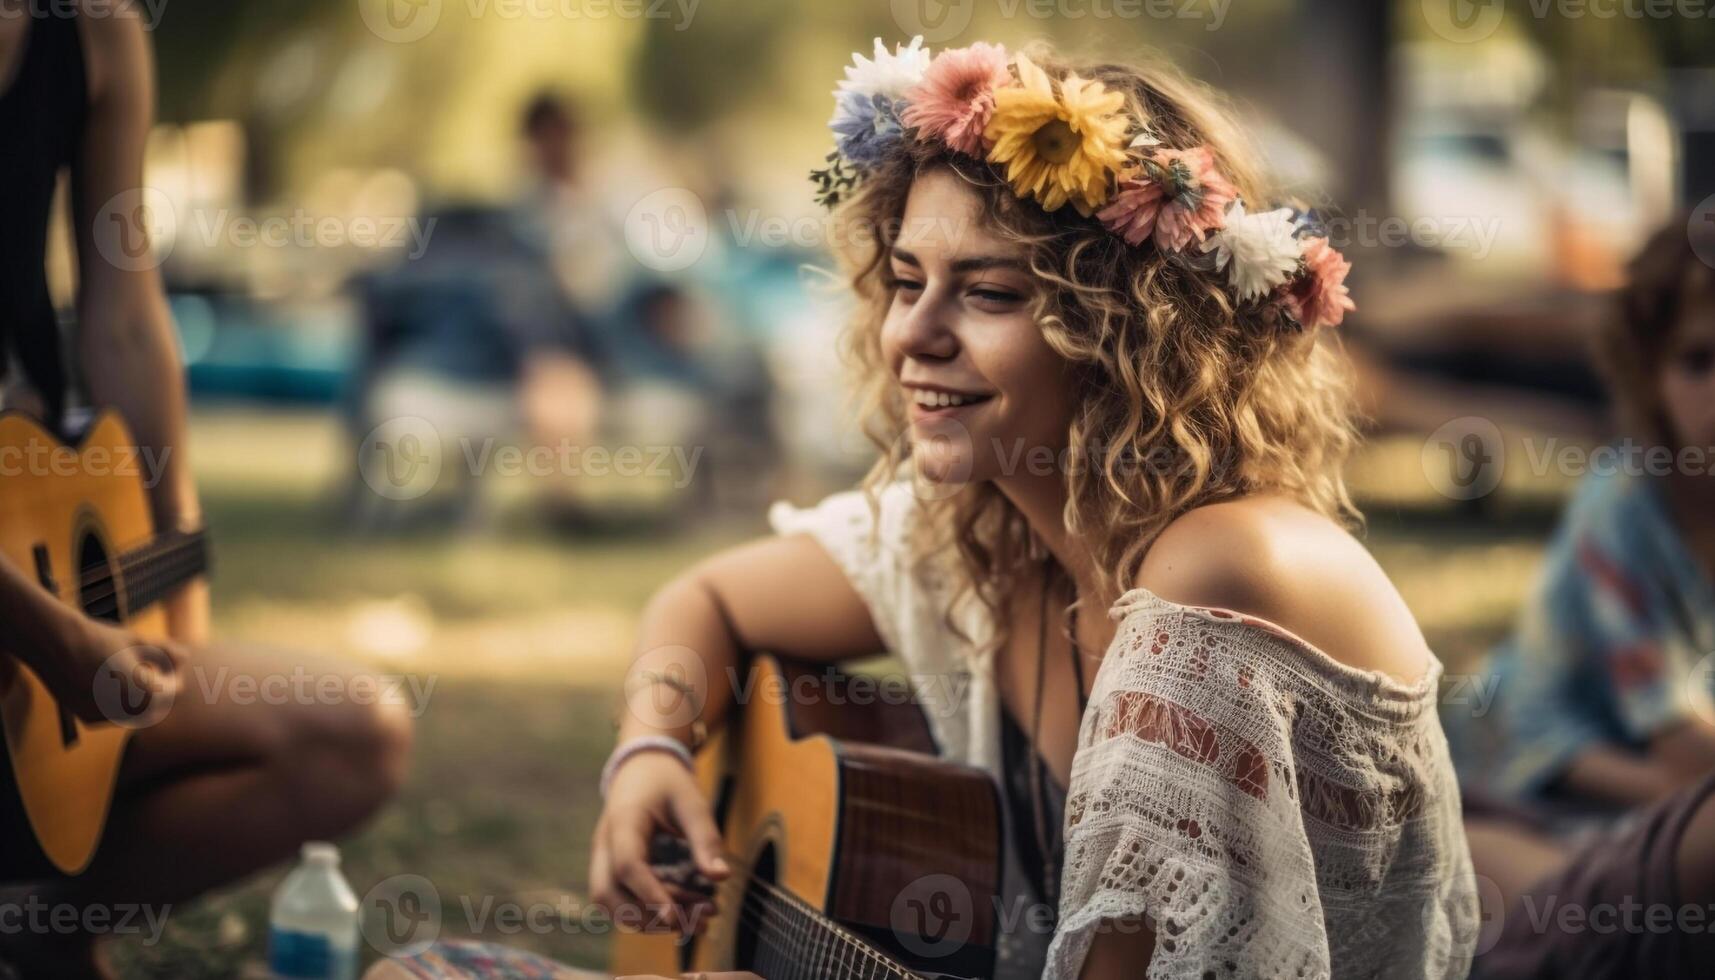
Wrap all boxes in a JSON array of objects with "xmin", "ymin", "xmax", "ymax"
[{"xmin": 910, "ymin": 389, "xmax": 993, "ymax": 410}]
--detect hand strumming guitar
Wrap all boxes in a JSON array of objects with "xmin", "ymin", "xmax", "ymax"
[
  {"xmin": 0, "ymin": 551, "xmax": 187, "ymax": 725},
  {"xmin": 589, "ymin": 749, "xmax": 730, "ymax": 936}
]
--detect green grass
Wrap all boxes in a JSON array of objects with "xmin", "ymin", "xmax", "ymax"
[{"xmin": 102, "ymin": 410, "xmax": 1565, "ymax": 976}]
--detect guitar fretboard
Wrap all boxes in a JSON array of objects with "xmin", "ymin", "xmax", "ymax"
[
  {"xmin": 739, "ymin": 877, "xmax": 923, "ymax": 980},
  {"xmin": 83, "ymin": 530, "xmax": 209, "ymax": 621}
]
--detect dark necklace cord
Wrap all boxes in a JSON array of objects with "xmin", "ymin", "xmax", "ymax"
[{"xmin": 1028, "ymin": 569, "xmax": 1089, "ymax": 912}]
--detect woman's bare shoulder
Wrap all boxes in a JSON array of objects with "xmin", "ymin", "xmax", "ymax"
[{"xmin": 1134, "ymin": 495, "xmax": 1432, "ymax": 684}]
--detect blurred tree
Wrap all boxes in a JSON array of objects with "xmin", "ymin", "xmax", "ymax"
[
  {"xmin": 628, "ymin": 2, "xmax": 792, "ymax": 132},
  {"xmin": 151, "ymin": 0, "xmax": 337, "ymax": 119}
]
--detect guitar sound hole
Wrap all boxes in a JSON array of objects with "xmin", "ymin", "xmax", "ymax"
[
  {"xmin": 733, "ymin": 843, "xmax": 780, "ymax": 977},
  {"xmin": 77, "ymin": 532, "xmax": 121, "ymax": 623}
]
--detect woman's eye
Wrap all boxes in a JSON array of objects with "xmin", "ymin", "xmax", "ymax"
[
  {"xmin": 969, "ymin": 287, "xmax": 1022, "ymax": 305},
  {"xmin": 886, "ymin": 276, "xmax": 923, "ymax": 293},
  {"xmin": 1677, "ymin": 345, "xmax": 1715, "ymax": 375}
]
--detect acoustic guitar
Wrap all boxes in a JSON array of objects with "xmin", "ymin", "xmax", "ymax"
[
  {"xmin": 0, "ymin": 410, "xmax": 208, "ymax": 873},
  {"xmin": 609, "ymin": 654, "xmax": 1004, "ymax": 980}
]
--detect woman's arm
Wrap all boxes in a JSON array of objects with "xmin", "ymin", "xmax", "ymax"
[
  {"xmin": 69, "ymin": 10, "xmax": 208, "ymax": 642},
  {"xmin": 593, "ymin": 529, "xmax": 885, "ymax": 929},
  {"xmin": 1558, "ymin": 719, "xmax": 1715, "ymax": 807},
  {"xmin": 615, "ymin": 532, "xmax": 886, "ymax": 745},
  {"xmin": 1079, "ymin": 918, "xmax": 1154, "ymax": 979}
]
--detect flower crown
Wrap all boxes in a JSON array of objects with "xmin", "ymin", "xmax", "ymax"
[{"xmin": 810, "ymin": 37, "xmax": 1355, "ymax": 333}]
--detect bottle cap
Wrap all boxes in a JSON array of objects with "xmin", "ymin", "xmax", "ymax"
[{"xmin": 302, "ymin": 841, "xmax": 340, "ymax": 866}]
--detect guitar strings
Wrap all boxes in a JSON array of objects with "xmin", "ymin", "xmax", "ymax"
[
  {"xmin": 728, "ymin": 889, "xmax": 914, "ymax": 980},
  {"xmin": 72, "ymin": 533, "xmax": 202, "ymax": 601},
  {"xmin": 66, "ymin": 534, "xmax": 206, "ymax": 614},
  {"xmin": 72, "ymin": 543, "xmax": 199, "ymax": 611},
  {"xmin": 664, "ymin": 848, "xmax": 915, "ymax": 979},
  {"xmin": 680, "ymin": 853, "xmax": 922, "ymax": 980}
]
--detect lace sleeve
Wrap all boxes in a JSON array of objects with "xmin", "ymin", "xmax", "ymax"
[
  {"xmin": 1043, "ymin": 601, "xmax": 1330, "ymax": 980},
  {"xmin": 767, "ymin": 484, "xmax": 914, "ymax": 655},
  {"xmin": 766, "ymin": 482, "xmax": 976, "ymax": 754}
]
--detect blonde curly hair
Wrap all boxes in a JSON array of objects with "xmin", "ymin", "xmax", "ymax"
[{"xmin": 826, "ymin": 43, "xmax": 1363, "ymax": 652}]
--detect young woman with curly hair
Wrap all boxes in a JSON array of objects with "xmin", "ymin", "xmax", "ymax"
[{"xmin": 583, "ymin": 39, "xmax": 1477, "ymax": 980}]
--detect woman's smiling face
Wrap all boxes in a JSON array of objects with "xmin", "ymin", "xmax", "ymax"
[{"xmin": 880, "ymin": 168, "xmax": 1078, "ymax": 488}]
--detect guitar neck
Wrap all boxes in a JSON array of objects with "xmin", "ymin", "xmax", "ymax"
[
  {"xmin": 741, "ymin": 878, "xmax": 926, "ymax": 980},
  {"xmin": 87, "ymin": 529, "xmax": 210, "ymax": 621}
]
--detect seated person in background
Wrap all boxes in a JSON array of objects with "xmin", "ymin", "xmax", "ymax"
[
  {"xmin": 0, "ymin": 6, "xmax": 414, "ymax": 977},
  {"xmin": 344, "ymin": 205, "xmax": 606, "ymax": 525},
  {"xmin": 1450, "ymin": 215, "xmax": 1715, "ymax": 817},
  {"xmin": 1451, "ymin": 214, "xmax": 1715, "ymax": 978}
]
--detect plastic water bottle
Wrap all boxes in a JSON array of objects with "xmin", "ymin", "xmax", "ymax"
[{"xmin": 269, "ymin": 841, "xmax": 360, "ymax": 980}]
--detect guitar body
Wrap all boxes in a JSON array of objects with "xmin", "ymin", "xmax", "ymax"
[
  {"xmin": 610, "ymin": 655, "xmax": 1003, "ymax": 980},
  {"xmin": 0, "ymin": 411, "xmax": 173, "ymax": 874}
]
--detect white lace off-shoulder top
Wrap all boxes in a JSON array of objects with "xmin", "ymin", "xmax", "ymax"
[{"xmin": 768, "ymin": 482, "xmax": 1479, "ymax": 980}]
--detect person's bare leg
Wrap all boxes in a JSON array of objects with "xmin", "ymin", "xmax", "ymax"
[
  {"xmin": 1464, "ymin": 816, "xmax": 1570, "ymax": 934},
  {"xmin": 1673, "ymin": 789, "xmax": 1715, "ymax": 964},
  {"xmin": 0, "ymin": 644, "xmax": 415, "ymax": 978}
]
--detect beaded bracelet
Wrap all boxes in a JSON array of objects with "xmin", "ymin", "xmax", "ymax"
[{"xmin": 599, "ymin": 735, "xmax": 695, "ymax": 799}]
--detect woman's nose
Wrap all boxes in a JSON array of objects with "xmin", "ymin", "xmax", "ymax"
[{"xmin": 893, "ymin": 293, "xmax": 958, "ymax": 361}]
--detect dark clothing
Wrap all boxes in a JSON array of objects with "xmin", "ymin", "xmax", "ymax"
[
  {"xmin": 1473, "ymin": 770, "xmax": 1715, "ymax": 979},
  {"xmin": 0, "ymin": 11, "xmax": 86, "ymax": 426},
  {"xmin": 999, "ymin": 705, "xmax": 1069, "ymax": 916}
]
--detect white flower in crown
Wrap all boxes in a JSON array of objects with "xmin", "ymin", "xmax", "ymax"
[
  {"xmin": 834, "ymin": 36, "xmax": 931, "ymax": 105},
  {"xmin": 1201, "ymin": 200, "xmax": 1302, "ymax": 302}
]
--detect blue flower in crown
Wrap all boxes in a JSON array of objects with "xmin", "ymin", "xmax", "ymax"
[{"xmin": 830, "ymin": 90, "xmax": 907, "ymax": 169}]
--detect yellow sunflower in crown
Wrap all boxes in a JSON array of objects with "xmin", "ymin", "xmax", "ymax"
[{"xmin": 982, "ymin": 54, "xmax": 1130, "ymax": 215}]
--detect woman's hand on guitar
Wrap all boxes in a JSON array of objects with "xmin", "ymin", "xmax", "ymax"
[{"xmin": 590, "ymin": 751, "xmax": 730, "ymax": 935}]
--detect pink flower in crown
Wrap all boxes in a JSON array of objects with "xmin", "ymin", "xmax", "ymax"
[
  {"xmin": 901, "ymin": 43, "xmax": 1013, "ymax": 156},
  {"xmin": 1281, "ymin": 237, "xmax": 1356, "ymax": 330},
  {"xmin": 1097, "ymin": 146, "xmax": 1236, "ymax": 252}
]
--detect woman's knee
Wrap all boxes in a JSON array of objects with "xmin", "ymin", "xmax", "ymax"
[
  {"xmin": 1675, "ymin": 783, "xmax": 1715, "ymax": 905},
  {"xmin": 276, "ymin": 673, "xmax": 416, "ymax": 813},
  {"xmin": 330, "ymin": 682, "xmax": 416, "ymax": 798}
]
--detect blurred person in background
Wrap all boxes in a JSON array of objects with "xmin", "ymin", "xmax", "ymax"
[
  {"xmin": 0, "ymin": 5, "xmax": 411, "ymax": 976},
  {"xmin": 510, "ymin": 90, "xmax": 627, "ymax": 333},
  {"xmin": 592, "ymin": 281, "xmax": 775, "ymax": 517},
  {"xmin": 345, "ymin": 202, "xmax": 607, "ymax": 529},
  {"xmin": 1454, "ymin": 214, "xmax": 1715, "ymax": 978}
]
